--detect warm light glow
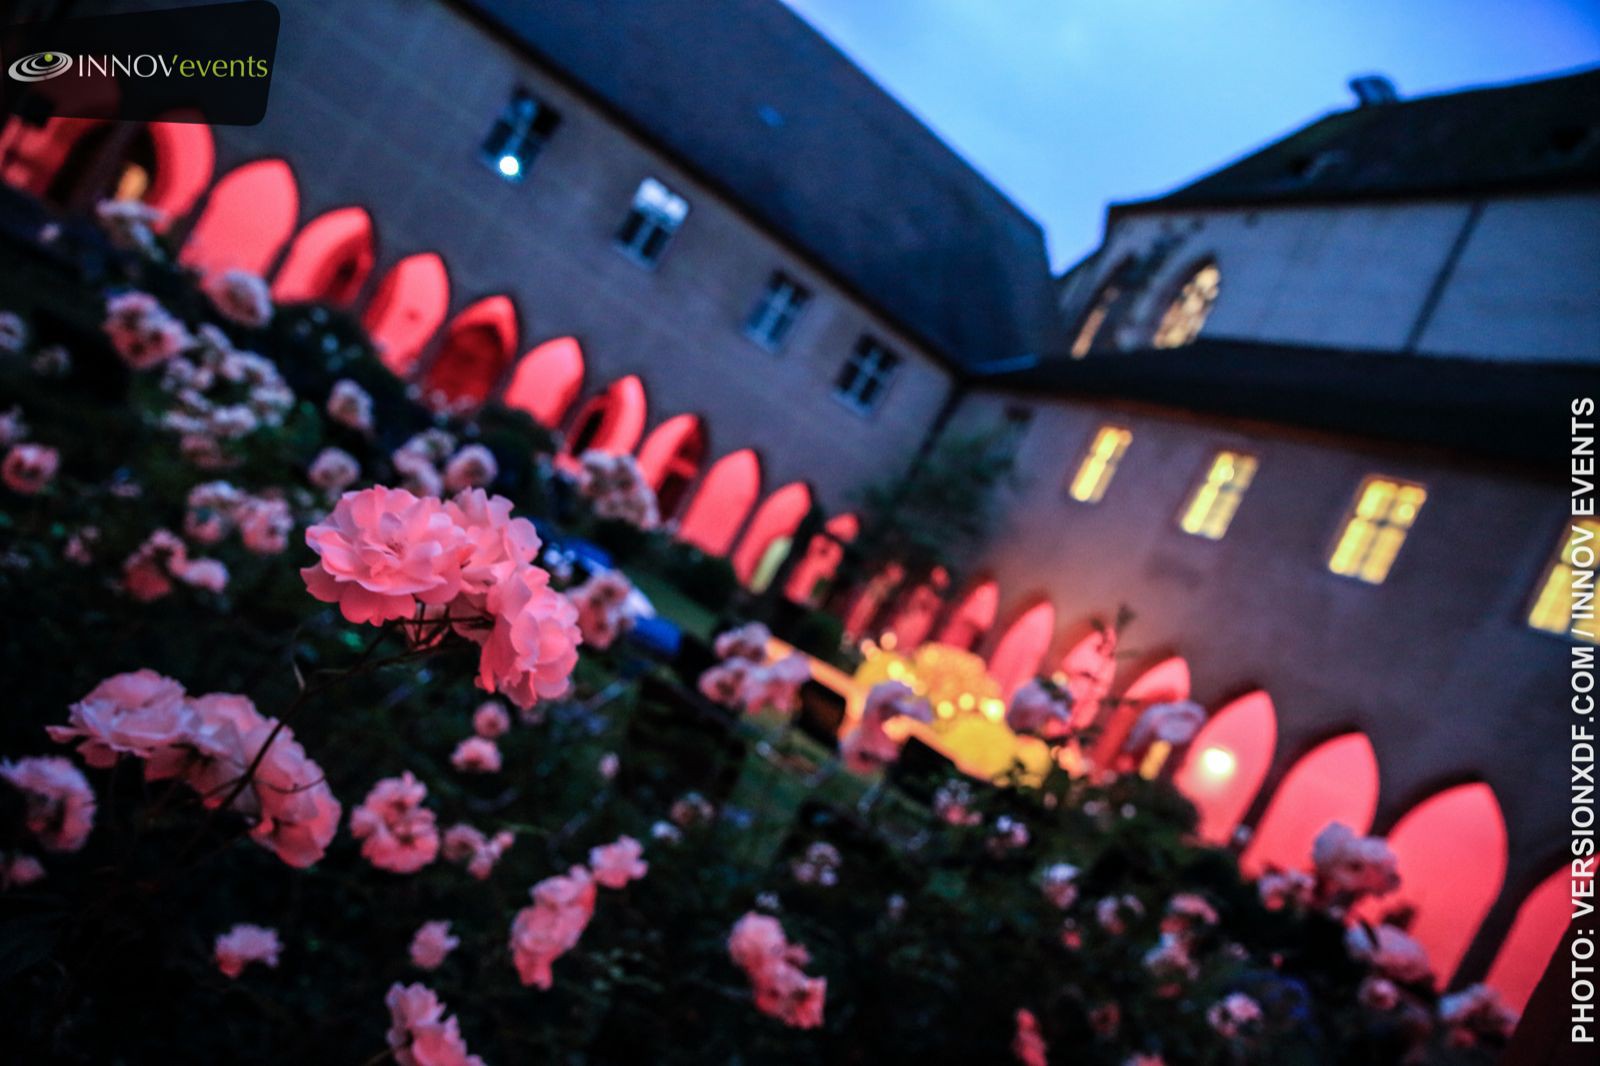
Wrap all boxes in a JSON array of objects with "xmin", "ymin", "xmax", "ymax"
[
  {"xmin": 677, "ymin": 449, "xmax": 761, "ymax": 557},
  {"xmin": 1068, "ymin": 426, "xmax": 1131, "ymax": 503},
  {"xmin": 1152, "ymin": 262, "xmax": 1220, "ymax": 349},
  {"xmin": 1528, "ymin": 519, "xmax": 1600, "ymax": 642},
  {"xmin": 1199, "ymin": 746, "xmax": 1236, "ymax": 779},
  {"xmin": 180, "ymin": 158, "xmax": 299, "ymax": 276},
  {"xmin": 1329, "ymin": 477, "xmax": 1426, "ymax": 583},
  {"xmin": 497, "ymin": 153, "xmax": 520, "ymax": 177},
  {"xmin": 363, "ymin": 252, "xmax": 451, "ymax": 376},
  {"xmin": 1180, "ymin": 450, "xmax": 1257, "ymax": 539}
]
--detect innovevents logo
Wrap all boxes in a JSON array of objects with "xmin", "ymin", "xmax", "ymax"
[{"xmin": 7, "ymin": 52, "xmax": 73, "ymax": 83}]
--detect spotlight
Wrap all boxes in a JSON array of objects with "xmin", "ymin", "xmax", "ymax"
[
  {"xmin": 1199, "ymin": 746, "xmax": 1236, "ymax": 779},
  {"xmin": 497, "ymin": 154, "xmax": 521, "ymax": 178}
]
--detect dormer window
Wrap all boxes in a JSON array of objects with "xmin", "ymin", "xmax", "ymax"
[{"xmin": 1152, "ymin": 261, "xmax": 1220, "ymax": 349}]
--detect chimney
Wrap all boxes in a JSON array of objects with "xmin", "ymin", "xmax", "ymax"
[{"xmin": 1348, "ymin": 74, "xmax": 1400, "ymax": 107}]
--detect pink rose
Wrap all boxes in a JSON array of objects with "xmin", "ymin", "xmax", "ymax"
[
  {"xmin": 0, "ymin": 756, "xmax": 96, "ymax": 852},
  {"xmin": 49, "ymin": 669, "xmax": 193, "ymax": 768},
  {"xmin": 301, "ymin": 486, "xmax": 468, "ymax": 625},
  {"xmin": 566, "ymin": 569, "xmax": 636, "ymax": 651},
  {"xmin": 443, "ymin": 489, "xmax": 541, "ymax": 614},
  {"xmin": 326, "ymin": 379, "xmax": 374, "ymax": 433},
  {"xmin": 238, "ymin": 495, "xmax": 292, "ymax": 555},
  {"xmin": 727, "ymin": 912, "xmax": 826, "ymax": 1029},
  {"xmin": 1206, "ymin": 992, "xmax": 1263, "ymax": 1038},
  {"xmin": 103, "ymin": 292, "xmax": 192, "ymax": 370},
  {"xmin": 120, "ymin": 529, "xmax": 188, "ymax": 602},
  {"xmin": 1346, "ymin": 922, "xmax": 1434, "ymax": 984},
  {"xmin": 175, "ymin": 556, "xmax": 229, "ymax": 593},
  {"xmin": 202, "ymin": 269, "xmax": 274, "ymax": 328},
  {"xmin": 1313, "ymin": 822, "xmax": 1401, "ymax": 904},
  {"xmin": 1013, "ymin": 1008, "xmax": 1048, "ymax": 1066},
  {"xmin": 472, "ymin": 701, "xmax": 510, "ymax": 738},
  {"xmin": 589, "ymin": 835, "xmax": 648, "ymax": 889},
  {"xmin": 409, "ymin": 920, "xmax": 460, "ymax": 971},
  {"xmin": 308, "ymin": 447, "xmax": 361, "ymax": 495},
  {"xmin": 442, "ymin": 823, "xmax": 515, "ymax": 880},
  {"xmin": 714, "ymin": 622, "xmax": 772, "ymax": 663},
  {"xmin": 214, "ymin": 923, "xmax": 281, "ymax": 978},
  {"xmin": 1124, "ymin": 700, "xmax": 1207, "ymax": 753},
  {"xmin": 509, "ymin": 865, "xmax": 596, "ymax": 989},
  {"xmin": 2, "ymin": 443, "xmax": 58, "ymax": 494},
  {"xmin": 476, "ymin": 566, "xmax": 581, "ymax": 710},
  {"xmin": 144, "ymin": 691, "xmax": 264, "ymax": 802},
  {"xmin": 1, "ymin": 851, "xmax": 46, "ymax": 889},
  {"xmin": 350, "ymin": 772, "xmax": 439, "ymax": 873},
  {"xmin": 698, "ymin": 658, "xmax": 755, "ymax": 708},
  {"xmin": 244, "ymin": 721, "xmax": 341, "ymax": 868},
  {"xmin": 384, "ymin": 983, "xmax": 485, "ymax": 1066},
  {"xmin": 450, "ymin": 736, "xmax": 502, "ymax": 774},
  {"xmin": 443, "ymin": 444, "xmax": 498, "ymax": 493},
  {"xmin": 841, "ymin": 680, "xmax": 931, "ymax": 773},
  {"xmin": 1006, "ymin": 679, "xmax": 1073, "ymax": 739}
]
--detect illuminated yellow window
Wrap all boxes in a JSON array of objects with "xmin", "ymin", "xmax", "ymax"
[
  {"xmin": 1152, "ymin": 262, "xmax": 1221, "ymax": 349},
  {"xmin": 1179, "ymin": 451, "xmax": 1258, "ymax": 539},
  {"xmin": 1071, "ymin": 284, "xmax": 1120, "ymax": 358},
  {"xmin": 1529, "ymin": 519, "xmax": 1600, "ymax": 643},
  {"xmin": 1328, "ymin": 477, "xmax": 1426, "ymax": 583},
  {"xmin": 1068, "ymin": 426, "xmax": 1131, "ymax": 503}
]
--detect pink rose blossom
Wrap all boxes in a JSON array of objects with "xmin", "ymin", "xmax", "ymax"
[
  {"xmin": 202, "ymin": 269, "xmax": 274, "ymax": 328},
  {"xmin": 1040, "ymin": 863, "xmax": 1080, "ymax": 909},
  {"xmin": 443, "ymin": 444, "xmax": 499, "ymax": 493},
  {"xmin": 1, "ymin": 851, "xmax": 46, "ymax": 889},
  {"xmin": 392, "ymin": 446, "xmax": 442, "ymax": 497},
  {"xmin": 0, "ymin": 756, "xmax": 96, "ymax": 852},
  {"xmin": 841, "ymin": 680, "xmax": 932, "ymax": 773},
  {"xmin": 1013, "ymin": 1008, "xmax": 1048, "ymax": 1066},
  {"xmin": 739, "ymin": 653, "xmax": 812, "ymax": 714},
  {"xmin": 477, "ymin": 565, "xmax": 581, "ymax": 710},
  {"xmin": 1124, "ymin": 700, "xmax": 1207, "ymax": 753},
  {"xmin": 566, "ymin": 569, "xmax": 636, "ymax": 650},
  {"xmin": 384, "ymin": 982, "xmax": 485, "ymax": 1066},
  {"xmin": 510, "ymin": 865, "xmax": 596, "ymax": 989},
  {"xmin": 1313, "ymin": 822, "xmax": 1401, "ymax": 905},
  {"xmin": 409, "ymin": 920, "xmax": 460, "ymax": 971},
  {"xmin": 175, "ymin": 556, "xmax": 229, "ymax": 592},
  {"xmin": 143, "ymin": 691, "xmax": 265, "ymax": 802},
  {"xmin": 2, "ymin": 443, "xmax": 58, "ymax": 494},
  {"xmin": 1206, "ymin": 992, "xmax": 1263, "ymax": 1038},
  {"xmin": 589, "ymin": 835, "xmax": 648, "ymax": 889},
  {"xmin": 1006, "ymin": 678, "xmax": 1073, "ymax": 739},
  {"xmin": 350, "ymin": 772, "xmax": 439, "ymax": 873},
  {"xmin": 238, "ymin": 495, "xmax": 292, "ymax": 555},
  {"xmin": 1359, "ymin": 975, "xmax": 1401, "ymax": 1011},
  {"xmin": 308, "ymin": 447, "xmax": 361, "ymax": 495},
  {"xmin": 120, "ymin": 529, "xmax": 188, "ymax": 602},
  {"xmin": 49, "ymin": 669, "xmax": 193, "ymax": 768},
  {"xmin": 575, "ymin": 450, "xmax": 659, "ymax": 529},
  {"xmin": 103, "ymin": 292, "xmax": 192, "ymax": 370},
  {"xmin": 714, "ymin": 622, "xmax": 772, "ymax": 663},
  {"xmin": 450, "ymin": 736, "xmax": 502, "ymax": 774},
  {"xmin": 301, "ymin": 486, "xmax": 468, "ymax": 625},
  {"xmin": 472, "ymin": 701, "xmax": 510, "ymax": 738},
  {"xmin": 727, "ymin": 912, "xmax": 826, "ymax": 1029},
  {"xmin": 698, "ymin": 658, "xmax": 755, "ymax": 708},
  {"xmin": 1439, "ymin": 983, "xmax": 1518, "ymax": 1045},
  {"xmin": 1257, "ymin": 867, "xmax": 1315, "ymax": 911},
  {"xmin": 1345, "ymin": 922, "xmax": 1434, "ymax": 984},
  {"xmin": 442, "ymin": 823, "xmax": 515, "ymax": 880},
  {"xmin": 214, "ymin": 923, "xmax": 282, "ymax": 978},
  {"xmin": 244, "ymin": 721, "xmax": 341, "ymax": 868},
  {"xmin": 443, "ymin": 489, "xmax": 541, "ymax": 614},
  {"xmin": 326, "ymin": 379, "xmax": 374, "ymax": 433}
]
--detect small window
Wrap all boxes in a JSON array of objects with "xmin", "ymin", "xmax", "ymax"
[
  {"xmin": 1067, "ymin": 426, "xmax": 1131, "ymax": 503},
  {"xmin": 1328, "ymin": 477, "xmax": 1426, "ymax": 584},
  {"xmin": 834, "ymin": 338, "xmax": 899, "ymax": 415},
  {"xmin": 1152, "ymin": 261, "xmax": 1220, "ymax": 349},
  {"xmin": 480, "ymin": 88, "xmax": 560, "ymax": 182},
  {"xmin": 1180, "ymin": 450, "xmax": 1258, "ymax": 539},
  {"xmin": 615, "ymin": 177, "xmax": 689, "ymax": 267},
  {"xmin": 1529, "ymin": 519, "xmax": 1600, "ymax": 643},
  {"xmin": 746, "ymin": 272, "xmax": 810, "ymax": 349},
  {"xmin": 1071, "ymin": 282, "xmax": 1122, "ymax": 358}
]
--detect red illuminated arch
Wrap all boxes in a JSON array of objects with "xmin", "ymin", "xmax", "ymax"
[
  {"xmin": 0, "ymin": 117, "xmax": 213, "ymax": 225},
  {"xmin": 1241, "ymin": 733, "xmax": 1380, "ymax": 878},
  {"xmin": 845, "ymin": 564, "xmax": 905, "ymax": 640},
  {"xmin": 181, "ymin": 158, "xmax": 299, "ymax": 275},
  {"xmin": 503, "ymin": 337, "xmax": 585, "ymax": 428},
  {"xmin": 1057, "ymin": 629, "xmax": 1118, "ymax": 728},
  {"xmin": 363, "ymin": 253, "xmax": 451, "ymax": 376},
  {"xmin": 420, "ymin": 296, "xmax": 519, "ymax": 409},
  {"xmin": 677, "ymin": 449, "xmax": 761, "ymax": 556},
  {"xmin": 1487, "ymin": 869, "xmax": 1568, "ymax": 1013},
  {"xmin": 1173, "ymin": 692, "xmax": 1277, "ymax": 845},
  {"xmin": 939, "ymin": 580, "xmax": 999, "ymax": 651},
  {"xmin": 784, "ymin": 513, "xmax": 858, "ymax": 605},
  {"xmin": 885, "ymin": 567, "xmax": 950, "ymax": 649},
  {"xmin": 636, "ymin": 414, "xmax": 707, "ymax": 519},
  {"xmin": 1093, "ymin": 656, "xmax": 1192, "ymax": 763},
  {"xmin": 1361, "ymin": 783, "xmax": 1508, "ymax": 986},
  {"xmin": 988, "ymin": 601, "xmax": 1057, "ymax": 699},
  {"xmin": 272, "ymin": 206, "xmax": 375, "ymax": 306},
  {"xmin": 732, "ymin": 482, "xmax": 812, "ymax": 586},
  {"xmin": 565, "ymin": 375, "xmax": 648, "ymax": 457}
]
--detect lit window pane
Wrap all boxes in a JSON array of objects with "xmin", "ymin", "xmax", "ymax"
[
  {"xmin": 616, "ymin": 177, "xmax": 689, "ymax": 266},
  {"xmin": 1529, "ymin": 519, "xmax": 1600, "ymax": 642},
  {"xmin": 1180, "ymin": 451, "xmax": 1257, "ymax": 539},
  {"xmin": 1152, "ymin": 263, "xmax": 1221, "ymax": 349},
  {"xmin": 1328, "ymin": 476, "xmax": 1427, "ymax": 584},
  {"xmin": 1068, "ymin": 426, "xmax": 1131, "ymax": 503}
]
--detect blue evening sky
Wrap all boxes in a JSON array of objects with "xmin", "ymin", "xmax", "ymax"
[{"xmin": 779, "ymin": 0, "xmax": 1600, "ymax": 268}]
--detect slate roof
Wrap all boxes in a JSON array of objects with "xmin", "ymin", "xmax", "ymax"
[
  {"xmin": 454, "ymin": 0, "xmax": 1059, "ymax": 372},
  {"xmin": 1112, "ymin": 66, "xmax": 1600, "ymax": 215},
  {"xmin": 983, "ymin": 338, "xmax": 1600, "ymax": 468}
]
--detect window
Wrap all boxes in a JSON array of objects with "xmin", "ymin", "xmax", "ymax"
[
  {"xmin": 1528, "ymin": 519, "xmax": 1600, "ymax": 642},
  {"xmin": 1180, "ymin": 450, "xmax": 1258, "ymax": 539},
  {"xmin": 1328, "ymin": 477, "xmax": 1426, "ymax": 583},
  {"xmin": 615, "ymin": 177, "xmax": 689, "ymax": 266},
  {"xmin": 1067, "ymin": 426, "xmax": 1131, "ymax": 503},
  {"xmin": 481, "ymin": 88, "xmax": 560, "ymax": 182},
  {"xmin": 746, "ymin": 272, "xmax": 810, "ymax": 349},
  {"xmin": 834, "ymin": 338, "xmax": 899, "ymax": 415},
  {"xmin": 1072, "ymin": 281, "xmax": 1124, "ymax": 357},
  {"xmin": 1152, "ymin": 261, "xmax": 1221, "ymax": 349}
]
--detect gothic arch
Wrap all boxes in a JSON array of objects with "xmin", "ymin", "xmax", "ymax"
[
  {"xmin": 363, "ymin": 253, "xmax": 451, "ymax": 376},
  {"xmin": 1486, "ymin": 868, "xmax": 1569, "ymax": 1013},
  {"xmin": 503, "ymin": 337, "xmax": 585, "ymax": 428},
  {"xmin": 677, "ymin": 449, "xmax": 761, "ymax": 556},
  {"xmin": 564, "ymin": 375, "xmax": 648, "ymax": 456},
  {"xmin": 0, "ymin": 116, "xmax": 213, "ymax": 224},
  {"xmin": 732, "ymin": 482, "xmax": 812, "ymax": 587},
  {"xmin": 180, "ymin": 158, "xmax": 299, "ymax": 275},
  {"xmin": 1241, "ymin": 732, "xmax": 1380, "ymax": 878},
  {"xmin": 988, "ymin": 600, "xmax": 1057, "ymax": 699},
  {"xmin": 1172, "ymin": 691, "xmax": 1277, "ymax": 845},
  {"xmin": 636, "ymin": 414, "xmax": 707, "ymax": 519},
  {"xmin": 272, "ymin": 206, "xmax": 375, "ymax": 306},
  {"xmin": 938, "ymin": 580, "xmax": 999, "ymax": 651},
  {"xmin": 420, "ymin": 295, "xmax": 519, "ymax": 409},
  {"xmin": 784, "ymin": 513, "xmax": 858, "ymax": 606}
]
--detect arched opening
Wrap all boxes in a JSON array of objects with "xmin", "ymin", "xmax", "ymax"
[
  {"xmin": 1069, "ymin": 256, "xmax": 1136, "ymax": 358},
  {"xmin": 636, "ymin": 414, "xmax": 707, "ymax": 519},
  {"xmin": 1056, "ymin": 629, "xmax": 1118, "ymax": 728},
  {"xmin": 503, "ymin": 337, "xmax": 585, "ymax": 428},
  {"xmin": 1151, "ymin": 259, "xmax": 1221, "ymax": 349},
  {"xmin": 564, "ymin": 375, "xmax": 648, "ymax": 457},
  {"xmin": 784, "ymin": 513, "xmax": 858, "ymax": 606},
  {"xmin": 988, "ymin": 601, "xmax": 1056, "ymax": 700},
  {"xmin": 1487, "ymin": 869, "xmax": 1569, "ymax": 1013},
  {"xmin": 845, "ymin": 564, "xmax": 904, "ymax": 640},
  {"xmin": 0, "ymin": 117, "xmax": 213, "ymax": 225},
  {"xmin": 272, "ymin": 206, "xmax": 375, "ymax": 306},
  {"xmin": 420, "ymin": 296, "xmax": 519, "ymax": 409},
  {"xmin": 1359, "ymin": 783, "xmax": 1508, "ymax": 986},
  {"xmin": 1092, "ymin": 656, "xmax": 1192, "ymax": 764},
  {"xmin": 1173, "ymin": 692, "xmax": 1277, "ymax": 845},
  {"xmin": 732, "ymin": 482, "xmax": 812, "ymax": 586},
  {"xmin": 363, "ymin": 253, "xmax": 450, "ymax": 377},
  {"xmin": 884, "ymin": 567, "xmax": 949, "ymax": 650},
  {"xmin": 1241, "ymin": 733, "xmax": 1380, "ymax": 878},
  {"xmin": 677, "ymin": 449, "xmax": 760, "ymax": 557},
  {"xmin": 180, "ymin": 158, "xmax": 299, "ymax": 275},
  {"xmin": 939, "ymin": 580, "xmax": 999, "ymax": 651}
]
